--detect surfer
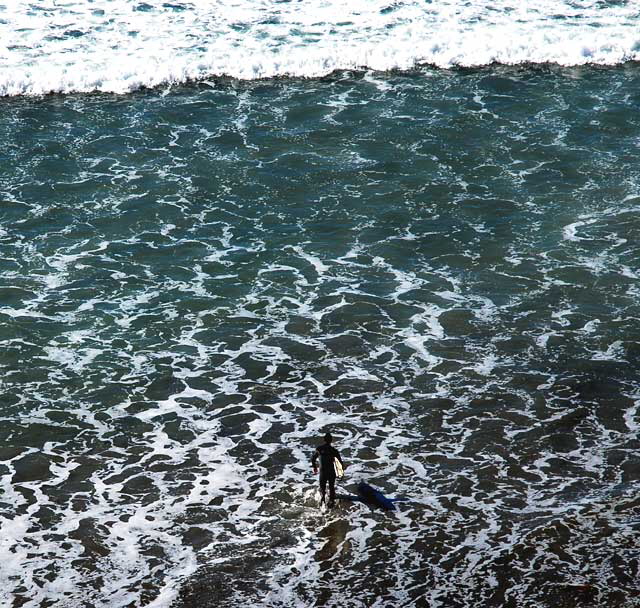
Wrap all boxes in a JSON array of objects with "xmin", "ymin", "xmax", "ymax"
[{"xmin": 312, "ymin": 432, "xmax": 344, "ymax": 508}]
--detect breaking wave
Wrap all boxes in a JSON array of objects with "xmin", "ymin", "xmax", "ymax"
[{"xmin": 2, "ymin": 0, "xmax": 640, "ymax": 96}]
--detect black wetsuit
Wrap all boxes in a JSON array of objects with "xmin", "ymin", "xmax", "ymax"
[{"xmin": 312, "ymin": 443, "xmax": 343, "ymax": 504}]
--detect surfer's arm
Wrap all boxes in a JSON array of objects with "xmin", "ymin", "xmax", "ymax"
[{"xmin": 311, "ymin": 449, "xmax": 319, "ymax": 473}]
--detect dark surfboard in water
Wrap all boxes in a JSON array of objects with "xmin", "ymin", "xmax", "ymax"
[{"xmin": 337, "ymin": 482, "xmax": 406, "ymax": 511}]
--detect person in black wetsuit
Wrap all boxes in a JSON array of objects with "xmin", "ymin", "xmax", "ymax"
[{"xmin": 311, "ymin": 432, "xmax": 344, "ymax": 507}]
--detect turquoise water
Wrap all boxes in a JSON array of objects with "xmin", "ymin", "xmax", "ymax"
[{"xmin": 2, "ymin": 66, "xmax": 640, "ymax": 607}]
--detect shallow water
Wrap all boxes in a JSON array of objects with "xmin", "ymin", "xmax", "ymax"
[{"xmin": 2, "ymin": 63, "xmax": 640, "ymax": 607}]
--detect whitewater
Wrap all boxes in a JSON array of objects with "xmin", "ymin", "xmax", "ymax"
[{"xmin": 1, "ymin": 0, "xmax": 640, "ymax": 96}]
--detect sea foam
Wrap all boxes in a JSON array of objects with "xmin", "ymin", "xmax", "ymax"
[{"xmin": 2, "ymin": 0, "xmax": 640, "ymax": 96}]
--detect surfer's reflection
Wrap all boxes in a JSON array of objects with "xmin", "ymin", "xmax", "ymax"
[
  {"xmin": 315, "ymin": 519, "xmax": 349, "ymax": 564},
  {"xmin": 311, "ymin": 432, "xmax": 345, "ymax": 508}
]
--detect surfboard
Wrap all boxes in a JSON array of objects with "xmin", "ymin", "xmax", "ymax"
[{"xmin": 334, "ymin": 457, "xmax": 344, "ymax": 480}]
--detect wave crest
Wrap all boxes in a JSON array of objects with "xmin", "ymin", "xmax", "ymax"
[{"xmin": 2, "ymin": 0, "xmax": 640, "ymax": 95}]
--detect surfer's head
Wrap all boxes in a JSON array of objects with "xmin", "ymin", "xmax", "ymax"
[{"xmin": 324, "ymin": 432, "xmax": 332, "ymax": 444}]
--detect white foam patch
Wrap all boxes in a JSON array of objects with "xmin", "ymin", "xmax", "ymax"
[
  {"xmin": 403, "ymin": 334, "xmax": 440, "ymax": 367},
  {"xmin": 552, "ymin": 307, "xmax": 574, "ymax": 327},
  {"xmin": 623, "ymin": 400, "xmax": 639, "ymax": 432},
  {"xmin": 620, "ymin": 265, "xmax": 639, "ymax": 279},
  {"xmin": 290, "ymin": 245, "xmax": 330, "ymax": 275},
  {"xmin": 43, "ymin": 345, "xmax": 102, "ymax": 372},
  {"xmin": 562, "ymin": 218, "xmax": 598, "ymax": 242},
  {"xmin": 579, "ymin": 319, "xmax": 600, "ymax": 334},
  {"xmin": 473, "ymin": 353, "xmax": 498, "ymax": 376},
  {"xmin": 0, "ymin": 307, "xmax": 49, "ymax": 319},
  {"xmin": 535, "ymin": 332, "xmax": 554, "ymax": 349},
  {"xmin": 472, "ymin": 295, "xmax": 498, "ymax": 323},
  {"xmin": 590, "ymin": 340, "xmax": 625, "ymax": 361}
]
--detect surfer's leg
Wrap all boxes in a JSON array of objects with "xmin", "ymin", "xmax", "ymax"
[
  {"xmin": 319, "ymin": 475, "xmax": 327, "ymax": 505},
  {"xmin": 328, "ymin": 476, "xmax": 336, "ymax": 505}
]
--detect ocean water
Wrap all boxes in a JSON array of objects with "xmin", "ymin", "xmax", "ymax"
[{"xmin": 2, "ymin": 2, "xmax": 640, "ymax": 607}]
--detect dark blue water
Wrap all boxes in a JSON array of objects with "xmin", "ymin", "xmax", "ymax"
[{"xmin": 2, "ymin": 66, "xmax": 640, "ymax": 607}]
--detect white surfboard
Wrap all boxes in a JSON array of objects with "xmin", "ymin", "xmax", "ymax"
[{"xmin": 334, "ymin": 457, "xmax": 344, "ymax": 480}]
